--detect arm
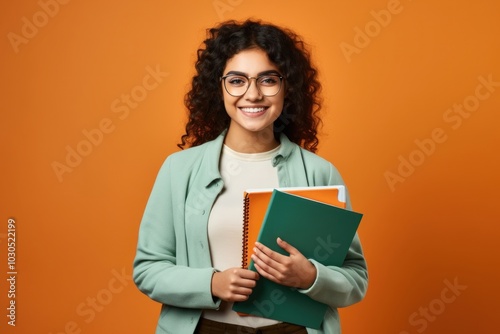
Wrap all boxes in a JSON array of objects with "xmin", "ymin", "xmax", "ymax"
[
  {"xmin": 301, "ymin": 232, "xmax": 368, "ymax": 308},
  {"xmin": 132, "ymin": 157, "xmax": 220, "ymax": 309},
  {"xmin": 252, "ymin": 233, "xmax": 367, "ymax": 308}
]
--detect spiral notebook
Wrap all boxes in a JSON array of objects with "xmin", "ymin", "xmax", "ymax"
[
  {"xmin": 233, "ymin": 186, "xmax": 363, "ymax": 329},
  {"xmin": 240, "ymin": 185, "xmax": 346, "ymax": 269}
]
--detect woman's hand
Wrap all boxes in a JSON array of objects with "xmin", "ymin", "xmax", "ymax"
[
  {"xmin": 211, "ymin": 268, "xmax": 259, "ymax": 302},
  {"xmin": 251, "ymin": 237, "xmax": 317, "ymax": 289}
]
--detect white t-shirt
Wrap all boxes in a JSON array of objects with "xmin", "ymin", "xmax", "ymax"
[{"xmin": 203, "ymin": 144, "xmax": 280, "ymax": 327}]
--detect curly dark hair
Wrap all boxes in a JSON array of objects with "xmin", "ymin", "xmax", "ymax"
[{"xmin": 178, "ymin": 19, "xmax": 322, "ymax": 152}]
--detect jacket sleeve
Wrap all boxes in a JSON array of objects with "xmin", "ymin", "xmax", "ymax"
[
  {"xmin": 299, "ymin": 162, "xmax": 368, "ymax": 308},
  {"xmin": 132, "ymin": 157, "xmax": 221, "ymax": 310}
]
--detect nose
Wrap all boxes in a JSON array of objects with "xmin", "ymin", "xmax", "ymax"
[{"xmin": 244, "ymin": 78, "xmax": 263, "ymax": 101}]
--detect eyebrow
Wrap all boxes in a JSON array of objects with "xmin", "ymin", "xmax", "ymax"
[{"xmin": 224, "ymin": 70, "xmax": 282, "ymax": 77}]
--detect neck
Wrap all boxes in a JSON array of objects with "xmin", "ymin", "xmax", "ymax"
[{"xmin": 224, "ymin": 128, "xmax": 279, "ymax": 153}]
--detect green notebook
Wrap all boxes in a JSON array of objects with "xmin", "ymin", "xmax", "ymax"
[{"xmin": 232, "ymin": 189, "xmax": 363, "ymax": 329}]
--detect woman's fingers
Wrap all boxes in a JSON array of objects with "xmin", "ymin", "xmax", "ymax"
[{"xmin": 211, "ymin": 268, "xmax": 259, "ymax": 302}]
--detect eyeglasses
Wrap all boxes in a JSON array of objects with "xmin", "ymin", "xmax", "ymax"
[{"xmin": 220, "ymin": 74, "xmax": 284, "ymax": 97}]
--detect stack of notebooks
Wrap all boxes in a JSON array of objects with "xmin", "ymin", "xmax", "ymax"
[{"xmin": 232, "ymin": 185, "xmax": 363, "ymax": 329}]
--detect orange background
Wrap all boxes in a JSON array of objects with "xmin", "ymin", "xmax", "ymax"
[{"xmin": 1, "ymin": 0, "xmax": 499, "ymax": 333}]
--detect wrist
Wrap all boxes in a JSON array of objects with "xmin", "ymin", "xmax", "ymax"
[
  {"xmin": 301, "ymin": 262, "xmax": 317, "ymax": 289},
  {"xmin": 211, "ymin": 269, "xmax": 221, "ymax": 301}
]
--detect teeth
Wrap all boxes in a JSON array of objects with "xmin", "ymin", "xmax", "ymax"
[{"xmin": 241, "ymin": 107, "xmax": 265, "ymax": 113}]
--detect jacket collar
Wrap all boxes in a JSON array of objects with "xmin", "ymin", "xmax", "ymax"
[
  {"xmin": 274, "ymin": 133, "xmax": 295, "ymax": 166},
  {"xmin": 200, "ymin": 130, "xmax": 297, "ymax": 188},
  {"xmin": 200, "ymin": 131, "xmax": 225, "ymax": 188}
]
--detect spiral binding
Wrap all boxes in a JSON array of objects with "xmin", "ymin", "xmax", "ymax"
[{"xmin": 242, "ymin": 195, "xmax": 250, "ymax": 268}]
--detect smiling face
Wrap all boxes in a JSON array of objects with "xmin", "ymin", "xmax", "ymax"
[{"xmin": 221, "ymin": 48, "xmax": 285, "ymax": 152}]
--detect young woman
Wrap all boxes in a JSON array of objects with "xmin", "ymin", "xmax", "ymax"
[{"xmin": 133, "ymin": 19, "xmax": 368, "ymax": 334}]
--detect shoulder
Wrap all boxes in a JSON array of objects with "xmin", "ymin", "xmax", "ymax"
[
  {"xmin": 160, "ymin": 142, "xmax": 210, "ymax": 174},
  {"xmin": 156, "ymin": 135, "xmax": 223, "ymax": 179},
  {"xmin": 288, "ymin": 143, "xmax": 336, "ymax": 174},
  {"xmin": 280, "ymin": 133, "xmax": 332, "ymax": 169},
  {"xmin": 293, "ymin": 145, "xmax": 345, "ymax": 186},
  {"xmin": 299, "ymin": 147, "xmax": 333, "ymax": 169},
  {"xmin": 167, "ymin": 143, "xmax": 208, "ymax": 165}
]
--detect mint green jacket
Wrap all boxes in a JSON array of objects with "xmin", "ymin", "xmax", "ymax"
[{"xmin": 133, "ymin": 132, "xmax": 368, "ymax": 334}]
